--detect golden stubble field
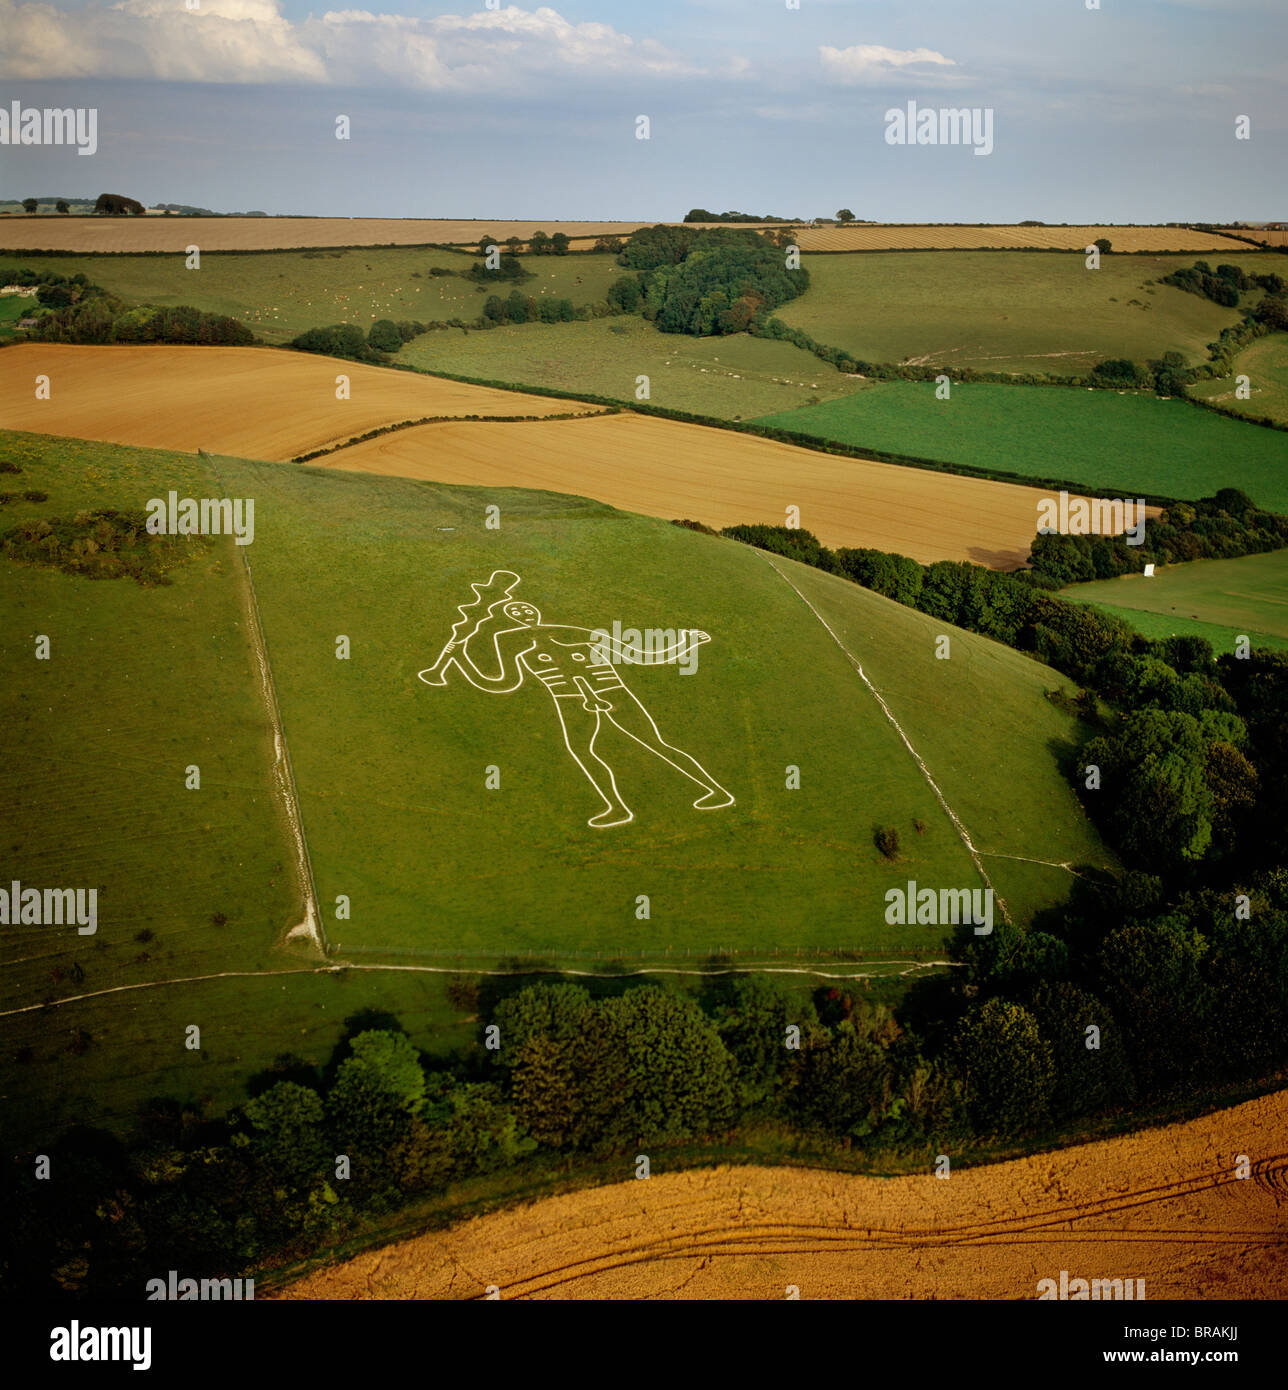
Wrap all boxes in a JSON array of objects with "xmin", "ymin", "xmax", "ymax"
[
  {"xmin": 0, "ymin": 217, "xmax": 782, "ymax": 253},
  {"xmin": 321, "ymin": 411, "xmax": 1155, "ymax": 567},
  {"xmin": 3, "ymin": 344, "xmax": 1155, "ymax": 566},
  {"xmin": 274, "ymin": 1090, "xmax": 1288, "ymax": 1300},
  {"xmin": 793, "ymin": 224, "xmax": 1252, "ymax": 253},
  {"xmin": 0, "ymin": 217, "xmax": 1249, "ymax": 255},
  {"xmin": 0, "ymin": 344, "xmax": 599, "ymax": 459}
]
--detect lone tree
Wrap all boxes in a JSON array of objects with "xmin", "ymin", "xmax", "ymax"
[
  {"xmin": 367, "ymin": 318, "xmax": 402, "ymax": 353},
  {"xmin": 94, "ymin": 193, "xmax": 145, "ymax": 216},
  {"xmin": 1094, "ymin": 236, "xmax": 1112, "ymax": 254},
  {"xmin": 55, "ymin": 199, "xmax": 69, "ymax": 214},
  {"xmin": 874, "ymin": 825, "xmax": 900, "ymax": 860},
  {"xmin": 22, "ymin": 198, "xmax": 38, "ymax": 214},
  {"xmin": 837, "ymin": 208, "xmax": 856, "ymax": 223}
]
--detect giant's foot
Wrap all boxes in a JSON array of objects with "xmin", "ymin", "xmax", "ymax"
[
  {"xmin": 588, "ymin": 806, "xmax": 634, "ymax": 828},
  {"xmin": 692, "ymin": 788, "xmax": 734, "ymax": 811}
]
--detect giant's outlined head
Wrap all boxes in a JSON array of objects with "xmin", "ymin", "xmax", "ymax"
[{"xmin": 502, "ymin": 601, "xmax": 541, "ymax": 626}]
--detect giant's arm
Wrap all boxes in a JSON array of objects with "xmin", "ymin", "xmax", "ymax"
[
  {"xmin": 446, "ymin": 626, "xmax": 534, "ymax": 693},
  {"xmin": 597, "ymin": 629, "xmax": 711, "ymax": 665}
]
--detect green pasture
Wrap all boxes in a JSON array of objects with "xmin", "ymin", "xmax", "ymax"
[
  {"xmin": 400, "ymin": 315, "xmax": 868, "ymax": 417},
  {"xmin": 0, "ymin": 248, "xmax": 627, "ymax": 345},
  {"xmin": 0, "ymin": 428, "xmax": 1117, "ymax": 1147},
  {"xmin": 774, "ymin": 251, "xmax": 1273, "ymax": 376},
  {"xmin": 1061, "ymin": 550, "xmax": 1288, "ymax": 653},
  {"xmin": 0, "ymin": 433, "xmax": 299, "ymax": 1112},
  {"xmin": 757, "ymin": 379, "xmax": 1288, "ymax": 509},
  {"xmin": 1188, "ymin": 335, "xmax": 1288, "ymax": 426}
]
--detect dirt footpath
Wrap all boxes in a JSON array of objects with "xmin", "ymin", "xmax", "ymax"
[{"xmin": 276, "ymin": 1091, "xmax": 1288, "ymax": 1300}]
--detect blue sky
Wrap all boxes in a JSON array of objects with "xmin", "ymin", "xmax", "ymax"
[{"xmin": 0, "ymin": 0, "xmax": 1283, "ymax": 220}]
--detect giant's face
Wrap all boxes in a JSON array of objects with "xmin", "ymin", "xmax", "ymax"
[{"xmin": 503, "ymin": 601, "xmax": 541, "ymax": 625}]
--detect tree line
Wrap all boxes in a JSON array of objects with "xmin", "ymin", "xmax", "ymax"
[{"xmin": 7, "ymin": 268, "xmax": 252, "ymax": 347}]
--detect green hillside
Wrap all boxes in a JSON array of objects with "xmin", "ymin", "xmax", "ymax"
[
  {"xmin": 756, "ymin": 380, "xmax": 1288, "ymax": 509},
  {"xmin": 0, "ymin": 427, "xmax": 1115, "ymax": 1141},
  {"xmin": 0, "ymin": 247, "xmax": 628, "ymax": 345},
  {"xmin": 209, "ymin": 448, "xmax": 1113, "ymax": 960},
  {"xmin": 1188, "ymin": 335, "xmax": 1288, "ymax": 425},
  {"xmin": 773, "ymin": 250, "xmax": 1273, "ymax": 376},
  {"xmin": 399, "ymin": 315, "xmax": 869, "ymax": 417},
  {"xmin": 1061, "ymin": 550, "xmax": 1288, "ymax": 653}
]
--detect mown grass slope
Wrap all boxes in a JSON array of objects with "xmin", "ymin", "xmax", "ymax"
[
  {"xmin": 0, "ymin": 429, "xmax": 1115, "ymax": 1145},
  {"xmin": 0, "ymin": 432, "xmax": 301, "ymax": 1138},
  {"xmin": 210, "ymin": 450, "xmax": 1114, "ymax": 962}
]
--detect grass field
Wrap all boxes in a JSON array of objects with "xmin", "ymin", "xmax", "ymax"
[
  {"xmin": 0, "ymin": 429, "xmax": 1115, "ymax": 1148},
  {"xmin": 400, "ymin": 316, "xmax": 871, "ymax": 418},
  {"xmin": 1188, "ymin": 336, "xmax": 1288, "ymax": 426},
  {"xmin": 0, "ymin": 249, "xmax": 629, "ymax": 345},
  {"xmin": 0, "ymin": 434, "xmax": 301, "ymax": 1134},
  {"xmin": 0, "ymin": 344, "xmax": 599, "ymax": 459},
  {"xmin": 773, "ymin": 252, "xmax": 1271, "ymax": 376},
  {"xmin": 792, "ymin": 225, "xmax": 1254, "ymax": 253},
  {"xmin": 318, "ymin": 411, "xmax": 1149, "ymax": 566},
  {"xmin": 0, "ymin": 291, "xmax": 30, "ymax": 340},
  {"xmin": 1060, "ymin": 551, "xmax": 1288, "ymax": 654},
  {"xmin": 757, "ymin": 379, "xmax": 1288, "ymax": 511},
  {"xmin": 215, "ymin": 450, "xmax": 1111, "ymax": 960}
]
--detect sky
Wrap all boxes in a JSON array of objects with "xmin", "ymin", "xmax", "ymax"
[{"xmin": 0, "ymin": 0, "xmax": 1284, "ymax": 221}]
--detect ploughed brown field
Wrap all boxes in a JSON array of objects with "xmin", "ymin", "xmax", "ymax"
[
  {"xmin": 793, "ymin": 224, "xmax": 1252, "ymax": 253},
  {"xmin": 320, "ymin": 412, "xmax": 1156, "ymax": 567},
  {"xmin": 273, "ymin": 1090, "xmax": 1288, "ymax": 1300},
  {"xmin": 0, "ymin": 344, "xmax": 600, "ymax": 459},
  {"xmin": 0, "ymin": 217, "xmax": 783, "ymax": 253}
]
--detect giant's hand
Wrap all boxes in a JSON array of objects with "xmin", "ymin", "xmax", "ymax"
[{"xmin": 418, "ymin": 641, "xmax": 458, "ymax": 685}]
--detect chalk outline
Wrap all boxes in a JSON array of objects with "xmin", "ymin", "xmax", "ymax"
[{"xmin": 419, "ymin": 572, "xmax": 733, "ymax": 828}]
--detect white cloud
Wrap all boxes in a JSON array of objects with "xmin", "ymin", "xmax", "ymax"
[
  {"xmin": 0, "ymin": 0, "xmax": 699, "ymax": 87},
  {"xmin": 819, "ymin": 44, "xmax": 957, "ymax": 84}
]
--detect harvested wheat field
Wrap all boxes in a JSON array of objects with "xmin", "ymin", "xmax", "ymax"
[
  {"xmin": 320, "ymin": 411, "xmax": 1155, "ymax": 567},
  {"xmin": 794, "ymin": 224, "xmax": 1251, "ymax": 253},
  {"xmin": 275, "ymin": 1091, "xmax": 1288, "ymax": 1300},
  {"xmin": 0, "ymin": 217, "xmax": 781, "ymax": 254},
  {"xmin": 0, "ymin": 344, "xmax": 596, "ymax": 460}
]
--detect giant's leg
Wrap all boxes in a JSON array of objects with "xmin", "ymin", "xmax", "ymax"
[
  {"xmin": 552, "ymin": 698, "xmax": 634, "ymax": 828},
  {"xmin": 603, "ymin": 687, "xmax": 733, "ymax": 810}
]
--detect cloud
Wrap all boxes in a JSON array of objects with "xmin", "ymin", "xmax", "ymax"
[
  {"xmin": 0, "ymin": 0, "xmax": 700, "ymax": 88},
  {"xmin": 819, "ymin": 44, "xmax": 957, "ymax": 84}
]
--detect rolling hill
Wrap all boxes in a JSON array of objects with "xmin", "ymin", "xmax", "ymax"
[{"xmin": 0, "ymin": 427, "xmax": 1114, "ymax": 1142}]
